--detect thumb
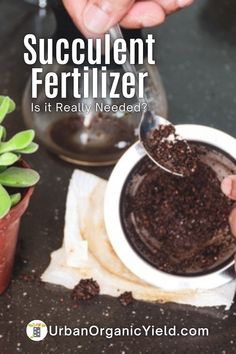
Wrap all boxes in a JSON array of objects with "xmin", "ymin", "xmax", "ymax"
[
  {"xmin": 83, "ymin": 0, "xmax": 135, "ymax": 34},
  {"xmin": 221, "ymin": 175, "xmax": 236, "ymax": 200},
  {"xmin": 229, "ymin": 207, "xmax": 236, "ymax": 237}
]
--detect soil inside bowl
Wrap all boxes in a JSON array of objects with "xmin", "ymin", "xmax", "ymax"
[{"xmin": 121, "ymin": 142, "xmax": 236, "ymax": 275}]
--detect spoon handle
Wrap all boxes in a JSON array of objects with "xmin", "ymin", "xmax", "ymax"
[{"xmin": 109, "ymin": 25, "xmax": 147, "ymax": 106}]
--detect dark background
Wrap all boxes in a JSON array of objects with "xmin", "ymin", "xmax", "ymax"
[{"xmin": 0, "ymin": 0, "xmax": 236, "ymax": 353}]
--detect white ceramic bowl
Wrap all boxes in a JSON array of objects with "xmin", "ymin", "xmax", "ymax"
[{"xmin": 104, "ymin": 124, "xmax": 236, "ymax": 290}]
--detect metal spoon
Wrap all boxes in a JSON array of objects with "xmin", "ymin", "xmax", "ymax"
[{"xmin": 109, "ymin": 25, "xmax": 190, "ymax": 177}]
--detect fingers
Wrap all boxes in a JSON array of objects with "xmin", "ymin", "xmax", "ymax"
[
  {"xmin": 121, "ymin": 0, "xmax": 194, "ymax": 28},
  {"xmin": 63, "ymin": 0, "xmax": 96, "ymax": 39},
  {"xmin": 63, "ymin": 0, "xmax": 194, "ymax": 37},
  {"xmin": 120, "ymin": 1, "xmax": 165, "ymax": 29},
  {"xmin": 222, "ymin": 176, "xmax": 236, "ymax": 237},
  {"xmin": 63, "ymin": 0, "xmax": 135, "ymax": 37},
  {"xmin": 229, "ymin": 207, "xmax": 236, "ymax": 237},
  {"xmin": 221, "ymin": 175, "xmax": 236, "ymax": 201},
  {"xmin": 83, "ymin": 0, "xmax": 135, "ymax": 34},
  {"xmin": 157, "ymin": 0, "xmax": 194, "ymax": 15}
]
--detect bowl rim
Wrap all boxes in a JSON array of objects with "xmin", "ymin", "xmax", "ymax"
[{"xmin": 104, "ymin": 124, "xmax": 236, "ymax": 290}]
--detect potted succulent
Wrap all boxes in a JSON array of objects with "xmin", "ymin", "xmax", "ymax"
[{"xmin": 0, "ymin": 96, "xmax": 39, "ymax": 294}]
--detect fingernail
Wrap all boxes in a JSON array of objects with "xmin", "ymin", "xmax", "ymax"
[
  {"xmin": 177, "ymin": 0, "xmax": 193, "ymax": 7},
  {"xmin": 83, "ymin": 3, "xmax": 111, "ymax": 34},
  {"xmin": 221, "ymin": 177, "xmax": 232, "ymax": 196}
]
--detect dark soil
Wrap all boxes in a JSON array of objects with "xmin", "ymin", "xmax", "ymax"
[
  {"xmin": 71, "ymin": 278, "xmax": 100, "ymax": 301},
  {"xmin": 144, "ymin": 124, "xmax": 198, "ymax": 177},
  {"xmin": 118, "ymin": 292, "xmax": 134, "ymax": 306},
  {"xmin": 121, "ymin": 144, "xmax": 236, "ymax": 275}
]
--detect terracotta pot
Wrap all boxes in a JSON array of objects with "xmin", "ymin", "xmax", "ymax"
[{"xmin": 0, "ymin": 161, "xmax": 34, "ymax": 294}]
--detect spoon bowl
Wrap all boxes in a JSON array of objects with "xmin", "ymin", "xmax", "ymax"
[{"xmin": 138, "ymin": 112, "xmax": 184, "ymax": 176}]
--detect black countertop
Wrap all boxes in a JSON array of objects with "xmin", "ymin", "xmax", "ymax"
[{"xmin": 1, "ymin": 1, "xmax": 236, "ymax": 353}]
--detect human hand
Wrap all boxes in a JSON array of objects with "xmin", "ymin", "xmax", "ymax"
[
  {"xmin": 221, "ymin": 175, "xmax": 236, "ymax": 236},
  {"xmin": 63, "ymin": 0, "xmax": 194, "ymax": 38}
]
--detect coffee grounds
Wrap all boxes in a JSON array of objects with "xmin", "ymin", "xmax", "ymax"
[
  {"xmin": 71, "ymin": 279, "xmax": 100, "ymax": 301},
  {"xmin": 118, "ymin": 292, "xmax": 134, "ymax": 306},
  {"xmin": 122, "ymin": 144, "xmax": 236, "ymax": 275},
  {"xmin": 144, "ymin": 124, "xmax": 198, "ymax": 177}
]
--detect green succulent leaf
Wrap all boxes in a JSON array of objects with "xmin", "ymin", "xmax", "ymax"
[
  {"xmin": 0, "ymin": 126, "xmax": 6, "ymax": 141},
  {"xmin": 0, "ymin": 96, "xmax": 15, "ymax": 112},
  {"xmin": 0, "ymin": 184, "xmax": 11, "ymax": 218},
  {"xmin": 0, "ymin": 167, "xmax": 40, "ymax": 187},
  {"xmin": 16, "ymin": 142, "xmax": 39, "ymax": 154},
  {"xmin": 0, "ymin": 130, "xmax": 35, "ymax": 154},
  {"xmin": 0, "ymin": 152, "xmax": 20, "ymax": 166},
  {"xmin": 0, "ymin": 167, "xmax": 40, "ymax": 188},
  {"xmin": 0, "ymin": 97, "xmax": 10, "ymax": 124},
  {"xmin": 0, "ymin": 96, "xmax": 39, "ymax": 212},
  {"xmin": 10, "ymin": 193, "xmax": 21, "ymax": 207},
  {"xmin": 0, "ymin": 97, "xmax": 16, "ymax": 124}
]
